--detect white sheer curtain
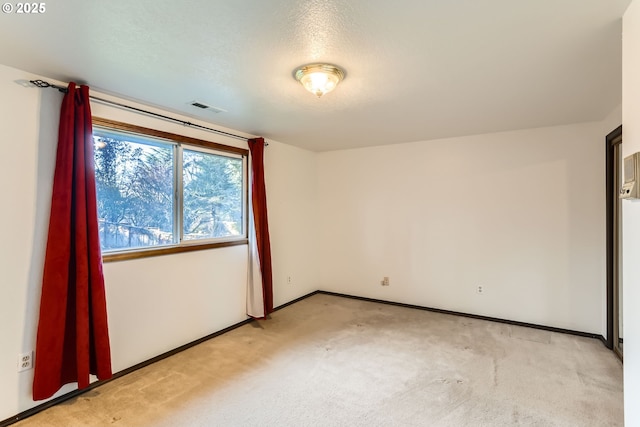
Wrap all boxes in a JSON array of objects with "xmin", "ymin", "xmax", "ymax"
[{"xmin": 247, "ymin": 205, "xmax": 265, "ymax": 318}]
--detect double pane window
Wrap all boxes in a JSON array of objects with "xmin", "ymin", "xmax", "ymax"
[{"xmin": 92, "ymin": 120, "xmax": 247, "ymax": 255}]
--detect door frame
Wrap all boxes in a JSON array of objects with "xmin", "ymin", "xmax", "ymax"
[{"xmin": 605, "ymin": 125, "xmax": 622, "ymax": 351}]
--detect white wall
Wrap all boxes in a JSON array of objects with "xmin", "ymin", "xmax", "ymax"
[
  {"xmin": 317, "ymin": 119, "xmax": 617, "ymax": 334},
  {"xmin": 0, "ymin": 63, "xmax": 319, "ymax": 421},
  {"xmin": 264, "ymin": 141, "xmax": 320, "ymax": 307},
  {"xmin": 623, "ymin": 0, "xmax": 640, "ymax": 423}
]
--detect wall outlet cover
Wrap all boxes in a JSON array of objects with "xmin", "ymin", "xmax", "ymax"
[{"xmin": 17, "ymin": 351, "xmax": 33, "ymax": 372}]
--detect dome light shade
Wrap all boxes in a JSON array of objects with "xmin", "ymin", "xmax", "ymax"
[{"xmin": 294, "ymin": 63, "xmax": 345, "ymax": 97}]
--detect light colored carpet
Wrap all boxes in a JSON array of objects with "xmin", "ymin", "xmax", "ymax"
[{"xmin": 14, "ymin": 293, "xmax": 623, "ymax": 426}]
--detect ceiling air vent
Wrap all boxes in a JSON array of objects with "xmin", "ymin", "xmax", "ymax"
[{"xmin": 188, "ymin": 100, "xmax": 227, "ymax": 114}]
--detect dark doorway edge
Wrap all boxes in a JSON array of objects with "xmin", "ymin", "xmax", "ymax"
[{"xmin": 605, "ymin": 125, "xmax": 623, "ymax": 350}]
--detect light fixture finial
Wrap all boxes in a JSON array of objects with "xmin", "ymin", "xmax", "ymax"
[{"xmin": 294, "ymin": 63, "xmax": 345, "ymax": 98}]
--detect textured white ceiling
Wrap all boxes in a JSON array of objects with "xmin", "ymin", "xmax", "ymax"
[{"xmin": 0, "ymin": 0, "xmax": 631, "ymax": 151}]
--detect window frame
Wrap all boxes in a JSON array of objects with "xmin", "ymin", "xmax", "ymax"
[{"xmin": 92, "ymin": 117, "xmax": 249, "ymax": 262}]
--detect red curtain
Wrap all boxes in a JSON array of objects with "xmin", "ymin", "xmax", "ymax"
[
  {"xmin": 33, "ymin": 83, "xmax": 112, "ymax": 401},
  {"xmin": 248, "ymin": 138, "xmax": 273, "ymax": 317}
]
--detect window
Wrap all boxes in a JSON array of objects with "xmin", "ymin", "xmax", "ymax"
[{"xmin": 92, "ymin": 118, "xmax": 248, "ymax": 261}]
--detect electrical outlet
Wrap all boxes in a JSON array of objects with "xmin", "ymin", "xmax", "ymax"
[
  {"xmin": 287, "ymin": 276, "xmax": 292, "ymax": 285},
  {"xmin": 381, "ymin": 277, "xmax": 390, "ymax": 286},
  {"xmin": 17, "ymin": 351, "xmax": 33, "ymax": 372},
  {"xmin": 476, "ymin": 285, "xmax": 484, "ymax": 294}
]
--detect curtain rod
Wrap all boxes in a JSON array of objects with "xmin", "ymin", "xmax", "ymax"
[{"xmin": 29, "ymin": 79, "xmax": 266, "ymax": 144}]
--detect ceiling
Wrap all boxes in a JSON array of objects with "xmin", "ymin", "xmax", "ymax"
[{"xmin": 0, "ymin": 0, "xmax": 631, "ymax": 151}]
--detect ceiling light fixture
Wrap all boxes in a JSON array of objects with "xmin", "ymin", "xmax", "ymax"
[{"xmin": 294, "ymin": 63, "xmax": 345, "ymax": 98}]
